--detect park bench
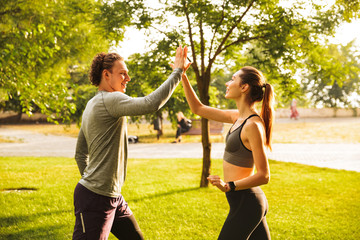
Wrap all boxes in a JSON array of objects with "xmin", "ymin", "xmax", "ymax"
[{"xmin": 183, "ymin": 119, "xmax": 224, "ymax": 135}]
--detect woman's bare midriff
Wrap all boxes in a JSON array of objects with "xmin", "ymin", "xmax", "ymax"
[{"xmin": 223, "ymin": 160, "xmax": 254, "ymax": 182}]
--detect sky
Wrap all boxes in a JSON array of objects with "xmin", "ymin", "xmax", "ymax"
[{"xmin": 331, "ymin": 19, "xmax": 360, "ymax": 46}]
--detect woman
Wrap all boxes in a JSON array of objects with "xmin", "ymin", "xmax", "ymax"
[
  {"xmin": 290, "ymin": 98, "xmax": 299, "ymax": 120},
  {"xmin": 181, "ymin": 66, "xmax": 274, "ymax": 239}
]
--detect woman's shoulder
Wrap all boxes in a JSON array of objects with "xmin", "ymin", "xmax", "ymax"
[{"xmin": 243, "ymin": 116, "xmax": 265, "ymax": 136}]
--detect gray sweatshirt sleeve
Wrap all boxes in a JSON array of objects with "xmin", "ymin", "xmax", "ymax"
[
  {"xmin": 104, "ymin": 68, "xmax": 183, "ymax": 117},
  {"xmin": 75, "ymin": 127, "xmax": 88, "ymax": 175}
]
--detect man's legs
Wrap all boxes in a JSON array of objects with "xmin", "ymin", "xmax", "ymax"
[
  {"xmin": 73, "ymin": 183, "xmax": 128, "ymax": 240},
  {"xmin": 110, "ymin": 193, "xmax": 144, "ymax": 240},
  {"xmin": 73, "ymin": 183, "xmax": 143, "ymax": 240}
]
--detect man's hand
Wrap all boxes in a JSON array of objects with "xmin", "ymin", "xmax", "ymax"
[
  {"xmin": 207, "ymin": 175, "xmax": 230, "ymax": 192},
  {"xmin": 173, "ymin": 45, "xmax": 190, "ymax": 70}
]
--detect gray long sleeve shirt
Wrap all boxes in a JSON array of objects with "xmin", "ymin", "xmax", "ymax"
[{"xmin": 75, "ymin": 68, "xmax": 183, "ymax": 197}]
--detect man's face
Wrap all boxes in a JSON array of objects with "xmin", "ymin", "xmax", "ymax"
[{"xmin": 106, "ymin": 60, "xmax": 130, "ymax": 93}]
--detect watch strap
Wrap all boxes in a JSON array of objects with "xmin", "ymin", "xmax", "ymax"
[{"xmin": 228, "ymin": 181, "xmax": 236, "ymax": 192}]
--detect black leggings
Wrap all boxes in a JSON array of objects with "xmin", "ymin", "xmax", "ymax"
[
  {"xmin": 218, "ymin": 187, "xmax": 270, "ymax": 240},
  {"xmin": 111, "ymin": 215, "xmax": 143, "ymax": 240}
]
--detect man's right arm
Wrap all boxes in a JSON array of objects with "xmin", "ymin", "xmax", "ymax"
[{"xmin": 105, "ymin": 68, "xmax": 183, "ymax": 117}]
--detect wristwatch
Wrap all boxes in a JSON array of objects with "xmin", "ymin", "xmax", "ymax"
[{"xmin": 227, "ymin": 181, "xmax": 236, "ymax": 192}]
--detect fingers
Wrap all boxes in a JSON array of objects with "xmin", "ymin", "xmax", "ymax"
[
  {"xmin": 173, "ymin": 45, "xmax": 191, "ymax": 71},
  {"xmin": 207, "ymin": 175, "xmax": 221, "ymax": 185},
  {"xmin": 183, "ymin": 46, "xmax": 192, "ymax": 72},
  {"xmin": 173, "ymin": 45, "xmax": 184, "ymax": 69},
  {"xmin": 175, "ymin": 45, "xmax": 182, "ymax": 61},
  {"xmin": 207, "ymin": 175, "xmax": 220, "ymax": 180},
  {"xmin": 184, "ymin": 61, "xmax": 192, "ymax": 72}
]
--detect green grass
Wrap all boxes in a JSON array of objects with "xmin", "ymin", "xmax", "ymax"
[{"xmin": 1, "ymin": 157, "xmax": 359, "ymax": 239}]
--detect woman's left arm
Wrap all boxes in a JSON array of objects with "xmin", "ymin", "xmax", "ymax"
[{"xmin": 231, "ymin": 121, "xmax": 270, "ymax": 190}]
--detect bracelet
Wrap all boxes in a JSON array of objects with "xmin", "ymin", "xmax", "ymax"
[{"xmin": 227, "ymin": 181, "xmax": 236, "ymax": 192}]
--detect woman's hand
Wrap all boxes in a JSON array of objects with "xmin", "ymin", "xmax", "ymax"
[{"xmin": 207, "ymin": 175, "xmax": 230, "ymax": 192}]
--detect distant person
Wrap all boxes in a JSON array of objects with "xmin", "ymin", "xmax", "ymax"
[
  {"xmin": 173, "ymin": 111, "xmax": 192, "ymax": 143},
  {"xmin": 153, "ymin": 115, "xmax": 163, "ymax": 140},
  {"xmin": 181, "ymin": 65, "xmax": 274, "ymax": 239},
  {"xmin": 290, "ymin": 98, "xmax": 299, "ymax": 120},
  {"xmin": 73, "ymin": 45, "xmax": 188, "ymax": 240}
]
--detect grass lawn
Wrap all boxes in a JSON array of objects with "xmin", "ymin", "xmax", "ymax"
[
  {"xmin": 3, "ymin": 117, "xmax": 360, "ymax": 144},
  {"xmin": 1, "ymin": 157, "xmax": 359, "ymax": 239}
]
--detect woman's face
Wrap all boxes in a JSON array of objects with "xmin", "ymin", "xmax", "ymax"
[{"xmin": 225, "ymin": 70, "xmax": 243, "ymax": 99}]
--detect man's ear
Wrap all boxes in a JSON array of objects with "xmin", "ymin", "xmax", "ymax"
[{"xmin": 102, "ymin": 69, "xmax": 110, "ymax": 81}]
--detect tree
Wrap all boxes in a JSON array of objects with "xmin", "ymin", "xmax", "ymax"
[
  {"xmin": 141, "ymin": 0, "xmax": 359, "ymax": 187},
  {"xmin": 0, "ymin": 0, "xmax": 146, "ymax": 123},
  {"xmin": 125, "ymin": 51, "xmax": 193, "ymax": 128},
  {"xmin": 302, "ymin": 41, "xmax": 360, "ymax": 108},
  {"xmin": 124, "ymin": 36, "xmax": 221, "ymax": 133}
]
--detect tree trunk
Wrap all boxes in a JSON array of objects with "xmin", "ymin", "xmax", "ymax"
[
  {"xmin": 15, "ymin": 111, "xmax": 22, "ymax": 123},
  {"xmin": 200, "ymin": 117, "xmax": 211, "ymax": 187},
  {"xmin": 198, "ymin": 70, "xmax": 212, "ymax": 188}
]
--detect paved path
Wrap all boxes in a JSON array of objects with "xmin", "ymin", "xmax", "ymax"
[
  {"xmin": 0, "ymin": 128, "xmax": 76, "ymax": 157},
  {"xmin": 1, "ymin": 126, "xmax": 359, "ymax": 172}
]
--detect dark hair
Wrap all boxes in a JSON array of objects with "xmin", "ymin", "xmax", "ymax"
[
  {"xmin": 89, "ymin": 52, "xmax": 123, "ymax": 86},
  {"xmin": 239, "ymin": 66, "xmax": 275, "ymax": 150}
]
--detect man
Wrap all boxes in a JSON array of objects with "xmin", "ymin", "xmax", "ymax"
[{"xmin": 73, "ymin": 46, "xmax": 188, "ymax": 239}]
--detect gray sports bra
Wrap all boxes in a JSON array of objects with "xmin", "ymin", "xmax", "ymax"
[{"xmin": 223, "ymin": 114, "xmax": 259, "ymax": 168}]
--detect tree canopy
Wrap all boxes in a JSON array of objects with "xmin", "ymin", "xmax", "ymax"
[
  {"xmin": 0, "ymin": 0, "xmax": 146, "ymax": 122},
  {"xmin": 127, "ymin": 0, "xmax": 360, "ymax": 186},
  {"xmin": 302, "ymin": 40, "xmax": 360, "ymax": 108}
]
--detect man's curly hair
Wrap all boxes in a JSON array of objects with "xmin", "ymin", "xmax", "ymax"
[{"xmin": 89, "ymin": 52, "xmax": 123, "ymax": 86}]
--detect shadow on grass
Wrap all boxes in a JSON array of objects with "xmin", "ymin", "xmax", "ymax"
[
  {"xmin": 0, "ymin": 224, "xmax": 67, "ymax": 240},
  {"xmin": 0, "ymin": 209, "xmax": 72, "ymax": 228},
  {"xmin": 1, "ymin": 187, "xmax": 38, "ymax": 192},
  {"xmin": 127, "ymin": 187, "xmax": 201, "ymax": 203}
]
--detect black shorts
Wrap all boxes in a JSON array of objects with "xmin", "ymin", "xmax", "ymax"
[{"xmin": 73, "ymin": 183, "xmax": 143, "ymax": 240}]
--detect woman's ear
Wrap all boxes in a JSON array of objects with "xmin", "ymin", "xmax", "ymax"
[{"xmin": 240, "ymin": 83, "xmax": 250, "ymax": 93}]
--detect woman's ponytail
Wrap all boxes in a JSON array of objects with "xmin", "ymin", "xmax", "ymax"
[
  {"xmin": 260, "ymin": 83, "xmax": 274, "ymax": 150},
  {"xmin": 239, "ymin": 66, "xmax": 275, "ymax": 150}
]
